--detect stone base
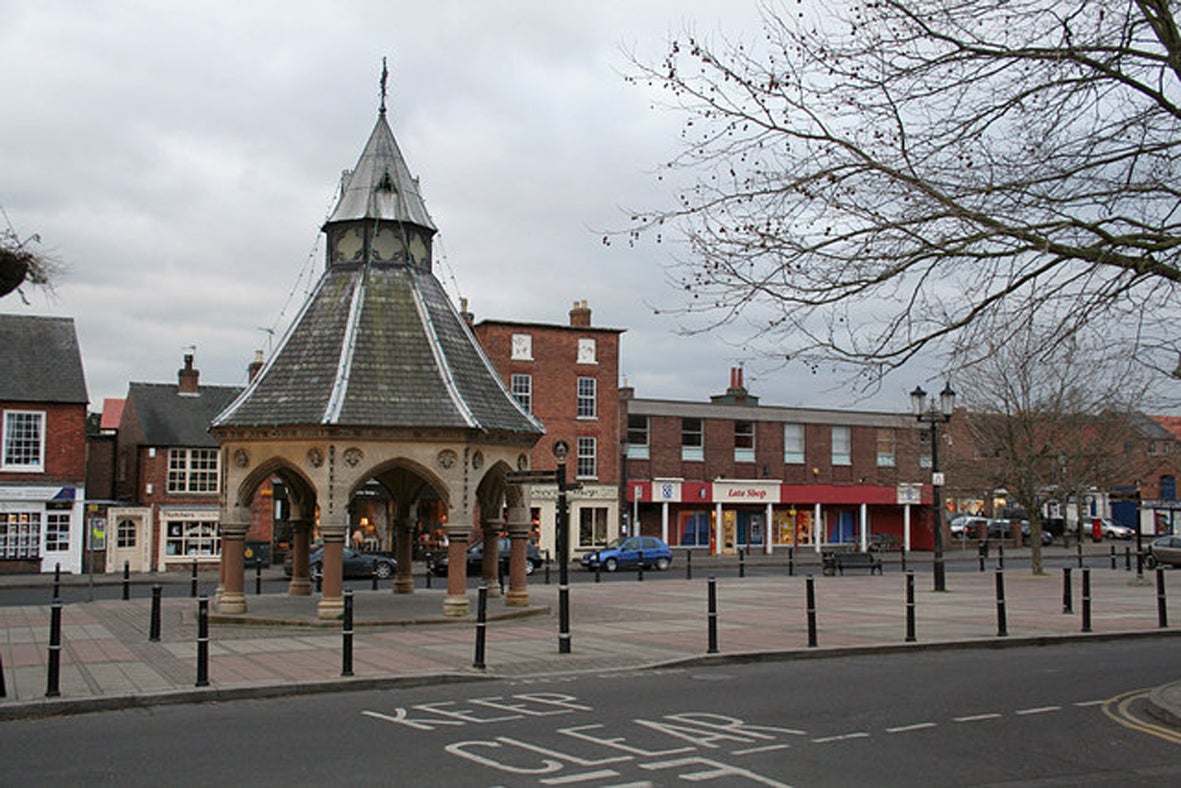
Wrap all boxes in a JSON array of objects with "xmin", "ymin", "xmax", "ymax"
[
  {"xmin": 288, "ymin": 578, "xmax": 312, "ymax": 596},
  {"xmin": 317, "ymin": 596, "xmax": 344, "ymax": 620},
  {"xmin": 443, "ymin": 593, "xmax": 470, "ymax": 617},
  {"xmin": 219, "ymin": 591, "xmax": 247, "ymax": 615},
  {"xmin": 505, "ymin": 589, "xmax": 529, "ymax": 607},
  {"xmin": 485, "ymin": 582, "xmax": 502, "ymax": 597},
  {"xmin": 394, "ymin": 578, "xmax": 414, "ymax": 594}
]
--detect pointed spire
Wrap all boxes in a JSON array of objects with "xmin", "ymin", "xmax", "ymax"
[{"xmin": 379, "ymin": 56, "xmax": 389, "ymax": 117}]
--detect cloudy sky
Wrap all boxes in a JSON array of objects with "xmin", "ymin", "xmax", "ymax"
[{"xmin": 1, "ymin": 0, "xmax": 917, "ymax": 415}]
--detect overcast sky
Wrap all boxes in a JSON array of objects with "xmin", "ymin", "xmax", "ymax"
[{"xmin": 1, "ymin": 0, "xmax": 919, "ymax": 415}]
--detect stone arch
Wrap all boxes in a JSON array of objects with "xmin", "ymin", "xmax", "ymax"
[{"xmin": 472, "ymin": 460, "xmax": 532, "ymax": 606}]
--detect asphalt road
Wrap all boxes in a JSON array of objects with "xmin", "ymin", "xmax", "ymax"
[{"xmin": 1, "ymin": 639, "xmax": 1177, "ymax": 786}]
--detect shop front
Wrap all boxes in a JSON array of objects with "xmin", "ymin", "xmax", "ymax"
[{"xmin": 0, "ymin": 484, "xmax": 85, "ymax": 574}]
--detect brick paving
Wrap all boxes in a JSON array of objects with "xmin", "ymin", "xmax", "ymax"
[{"xmin": 1, "ymin": 549, "xmax": 1180, "ymax": 722}]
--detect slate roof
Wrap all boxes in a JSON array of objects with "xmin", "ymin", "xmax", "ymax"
[
  {"xmin": 0, "ymin": 314, "xmax": 88, "ymax": 404},
  {"xmin": 127, "ymin": 383, "xmax": 241, "ymax": 447},
  {"xmin": 214, "ymin": 111, "xmax": 542, "ymax": 437}
]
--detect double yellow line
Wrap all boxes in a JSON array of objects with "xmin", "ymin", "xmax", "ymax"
[{"xmin": 1102, "ymin": 689, "xmax": 1181, "ymax": 745}]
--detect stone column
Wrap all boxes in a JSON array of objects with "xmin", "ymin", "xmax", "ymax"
[
  {"xmin": 481, "ymin": 521, "xmax": 501, "ymax": 597},
  {"xmin": 288, "ymin": 519, "xmax": 312, "ymax": 596},
  {"xmin": 218, "ymin": 519, "xmax": 249, "ymax": 614},
  {"xmin": 317, "ymin": 523, "xmax": 347, "ymax": 620},
  {"xmin": 394, "ymin": 515, "xmax": 415, "ymax": 594},
  {"xmin": 505, "ymin": 505, "xmax": 531, "ymax": 607},
  {"xmin": 444, "ymin": 526, "xmax": 471, "ymax": 617}
]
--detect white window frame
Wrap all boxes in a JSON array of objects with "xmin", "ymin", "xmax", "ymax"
[
  {"xmin": 2, "ymin": 409, "xmax": 46, "ymax": 472},
  {"xmin": 167, "ymin": 448, "xmax": 221, "ymax": 494},
  {"xmin": 682, "ymin": 417, "xmax": 704, "ymax": 462},
  {"xmin": 577, "ymin": 377, "xmax": 597, "ymax": 419},
  {"xmin": 45, "ymin": 510, "xmax": 71, "ymax": 552},
  {"xmin": 832, "ymin": 425, "xmax": 852, "ymax": 466},
  {"xmin": 0, "ymin": 511, "xmax": 41, "ymax": 559},
  {"xmin": 734, "ymin": 420, "xmax": 755, "ymax": 463},
  {"xmin": 876, "ymin": 428, "xmax": 896, "ymax": 467},
  {"xmin": 627, "ymin": 414, "xmax": 649, "ymax": 459},
  {"xmin": 163, "ymin": 517, "xmax": 221, "ymax": 559},
  {"xmin": 784, "ymin": 423, "xmax": 805, "ymax": 464},
  {"xmin": 576, "ymin": 436, "xmax": 597, "ymax": 479},
  {"xmin": 577, "ymin": 506, "xmax": 609, "ymax": 548},
  {"xmin": 511, "ymin": 373, "xmax": 532, "ymax": 412}
]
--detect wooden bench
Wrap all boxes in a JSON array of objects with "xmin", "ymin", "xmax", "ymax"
[{"xmin": 822, "ymin": 551, "xmax": 883, "ymax": 576}]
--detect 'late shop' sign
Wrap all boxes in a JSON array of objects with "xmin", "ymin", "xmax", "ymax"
[{"xmin": 713, "ymin": 480, "xmax": 781, "ymax": 504}]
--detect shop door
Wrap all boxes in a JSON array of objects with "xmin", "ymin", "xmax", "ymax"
[
  {"xmin": 106, "ymin": 508, "xmax": 152, "ymax": 573},
  {"xmin": 830, "ymin": 510, "xmax": 856, "ymax": 544},
  {"xmin": 736, "ymin": 511, "xmax": 764, "ymax": 548}
]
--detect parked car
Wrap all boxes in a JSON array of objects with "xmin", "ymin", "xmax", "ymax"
[
  {"xmin": 869, "ymin": 533, "xmax": 901, "ymax": 552},
  {"xmin": 986, "ymin": 518, "xmax": 1052, "ymax": 546},
  {"xmin": 580, "ymin": 536, "xmax": 673, "ymax": 572},
  {"xmin": 949, "ymin": 516, "xmax": 987, "ymax": 540},
  {"xmin": 429, "ymin": 537, "xmax": 543, "ymax": 577},
  {"xmin": 284, "ymin": 546, "xmax": 396, "ymax": 580},
  {"xmin": 1144, "ymin": 535, "xmax": 1181, "ymax": 569}
]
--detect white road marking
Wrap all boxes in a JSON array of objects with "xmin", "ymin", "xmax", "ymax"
[
  {"xmin": 886, "ymin": 722, "xmax": 937, "ymax": 733},
  {"xmin": 732, "ymin": 744, "xmax": 792, "ymax": 755},
  {"xmin": 811, "ymin": 732, "xmax": 870, "ymax": 743},
  {"xmin": 953, "ymin": 713, "xmax": 1002, "ymax": 723},
  {"xmin": 1074, "ymin": 700, "xmax": 1108, "ymax": 707},
  {"xmin": 1016, "ymin": 706, "xmax": 1061, "ymax": 716},
  {"xmin": 541, "ymin": 770, "xmax": 621, "ymax": 785}
]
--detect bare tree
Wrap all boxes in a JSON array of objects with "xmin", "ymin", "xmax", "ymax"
[
  {"xmin": 625, "ymin": 0, "xmax": 1181, "ymax": 388},
  {"xmin": 0, "ymin": 207, "xmax": 58, "ymax": 300},
  {"xmin": 953, "ymin": 328, "xmax": 1149, "ymax": 574}
]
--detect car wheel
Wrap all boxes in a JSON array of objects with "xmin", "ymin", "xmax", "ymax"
[
  {"xmin": 524, "ymin": 559, "xmax": 536, "ymax": 576},
  {"xmin": 375, "ymin": 561, "xmax": 394, "ymax": 579},
  {"xmin": 655, "ymin": 556, "xmax": 670, "ymax": 571},
  {"xmin": 1145, "ymin": 553, "xmax": 1158, "ymax": 570},
  {"xmin": 604, "ymin": 557, "xmax": 618, "ymax": 572}
]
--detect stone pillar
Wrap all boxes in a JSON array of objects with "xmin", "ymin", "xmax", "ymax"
[
  {"xmin": 444, "ymin": 526, "xmax": 471, "ymax": 617},
  {"xmin": 394, "ymin": 515, "xmax": 415, "ymax": 594},
  {"xmin": 506, "ymin": 505, "xmax": 531, "ymax": 607},
  {"xmin": 288, "ymin": 519, "xmax": 312, "ymax": 596},
  {"xmin": 317, "ymin": 527, "xmax": 346, "ymax": 620},
  {"xmin": 218, "ymin": 519, "xmax": 249, "ymax": 614},
  {"xmin": 481, "ymin": 521, "xmax": 501, "ymax": 597}
]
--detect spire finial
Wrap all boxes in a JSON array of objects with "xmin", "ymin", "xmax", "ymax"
[{"xmin": 379, "ymin": 57, "xmax": 389, "ymax": 116}]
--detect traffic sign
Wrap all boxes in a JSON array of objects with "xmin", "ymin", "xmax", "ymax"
[{"xmin": 506, "ymin": 470, "xmax": 558, "ymax": 485}]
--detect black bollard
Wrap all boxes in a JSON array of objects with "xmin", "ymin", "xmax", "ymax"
[
  {"xmin": 195, "ymin": 595, "xmax": 209, "ymax": 687},
  {"xmin": 315, "ymin": 568, "xmax": 323, "ymax": 594},
  {"xmin": 900, "ymin": 548, "xmax": 906, "ymax": 574},
  {"xmin": 1077, "ymin": 540, "xmax": 1084, "ymax": 569},
  {"xmin": 190, "ymin": 559, "xmax": 198, "ymax": 598},
  {"xmin": 255, "ymin": 560, "xmax": 263, "ymax": 595},
  {"xmin": 806, "ymin": 575, "xmax": 818, "ymax": 648},
  {"xmin": 1125, "ymin": 545, "xmax": 1132, "ymax": 571},
  {"xmin": 1062, "ymin": 567, "xmax": 1073, "ymax": 614},
  {"xmin": 53, "ymin": 562, "xmax": 61, "ymax": 601},
  {"xmin": 594, "ymin": 558, "xmax": 601, "ymax": 583},
  {"xmin": 995, "ymin": 569, "xmax": 1008, "ymax": 637},
  {"xmin": 342, "ymin": 588, "xmax": 354, "ymax": 677},
  {"xmin": 473, "ymin": 584, "xmax": 488, "ymax": 669},
  {"xmin": 122, "ymin": 560, "xmax": 130, "ymax": 601},
  {"xmin": 739, "ymin": 547, "xmax": 746, "ymax": 579},
  {"xmin": 686, "ymin": 549, "xmax": 693, "ymax": 580},
  {"xmin": 425, "ymin": 565, "xmax": 432, "ymax": 590},
  {"xmin": 1081, "ymin": 567, "xmax": 1092, "ymax": 633},
  {"xmin": 978, "ymin": 541, "xmax": 986, "ymax": 572},
  {"xmin": 372, "ymin": 569, "xmax": 379, "ymax": 592},
  {"xmin": 149, "ymin": 584, "xmax": 162, "ymax": 642},
  {"xmin": 1110, "ymin": 545, "xmax": 1117, "ymax": 571},
  {"xmin": 706, "ymin": 577, "xmax": 718, "ymax": 654},
  {"xmin": 997, "ymin": 542, "xmax": 1005, "ymax": 570},
  {"xmin": 544, "ymin": 549, "xmax": 551, "ymax": 585},
  {"xmin": 905, "ymin": 571, "xmax": 916, "ymax": 643},
  {"xmin": 0, "ymin": 642, "xmax": 6, "ymax": 698},
  {"xmin": 1157, "ymin": 568, "xmax": 1168, "ymax": 629},
  {"xmin": 46, "ymin": 597, "xmax": 63, "ymax": 697},
  {"xmin": 788, "ymin": 547, "xmax": 795, "ymax": 577},
  {"xmin": 637, "ymin": 550, "xmax": 644, "ymax": 582},
  {"xmin": 498, "ymin": 561, "xmax": 506, "ymax": 595}
]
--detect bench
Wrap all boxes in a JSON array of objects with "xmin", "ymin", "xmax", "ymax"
[{"xmin": 822, "ymin": 551, "xmax": 883, "ymax": 576}]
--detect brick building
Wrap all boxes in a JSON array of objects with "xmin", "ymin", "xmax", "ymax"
[
  {"xmin": 0, "ymin": 314, "xmax": 89, "ymax": 573},
  {"xmin": 622, "ymin": 368, "xmax": 933, "ymax": 555},
  {"xmin": 472, "ymin": 300, "xmax": 625, "ymax": 557}
]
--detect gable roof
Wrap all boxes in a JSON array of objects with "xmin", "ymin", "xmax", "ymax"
[
  {"xmin": 0, "ymin": 314, "xmax": 88, "ymax": 404},
  {"xmin": 126, "ymin": 382, "xmax": 241, "ymax": 447}
]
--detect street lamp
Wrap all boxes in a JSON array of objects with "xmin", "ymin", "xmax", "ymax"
[
  {"xmin": 911, "ymin": 383, "xmax": 956, "ymax": 592},
  {"xmin": 553, "ymin": 439, "xmax": 571, "ymax": 654}
]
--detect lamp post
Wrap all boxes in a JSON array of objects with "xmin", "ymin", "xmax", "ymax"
[
  {"xmin": 553, "ymin": 439, "xmax": 572, "ymax": 654},
  {"xmin": 911, "ymin": 384, "xmax": 956, "ymax": 592}
]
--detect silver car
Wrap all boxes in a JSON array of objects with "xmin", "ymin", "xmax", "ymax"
[{"xmin": 1145, "ymin": 535, "xmax": 1181, "ymax": 569}]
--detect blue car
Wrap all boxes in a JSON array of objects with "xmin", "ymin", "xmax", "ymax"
[{"xmin": 580, "ymin": 536, "xmax": 673, "ymax": 572}]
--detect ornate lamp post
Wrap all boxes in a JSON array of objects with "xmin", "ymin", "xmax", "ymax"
[
  {"xmin": 911, "ymin": 384, "xmax": 957, "ymax": 592},
  {"xmin": 553, "ymin": 439, "xmax": 572, "ymax": 654}
]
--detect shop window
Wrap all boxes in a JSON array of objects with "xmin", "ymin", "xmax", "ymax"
[
  {"xmin": 45, "ymin": 510, "xmax": 70, "ymax": 552},
  {"xmin": 0, "ymin": 512, "xmax": 40, "ymax": 559},
  {"xmin": 2, "ymin": 409, "xmax": 45, "ymax": 472},
  {"xmin": 627, "ymin": 414, "xmax": 649, "ymax": 459},
  {"xmin": 682, "ymin": 418, "xmax": 704, "ymax": 461},
  {"xmin": 832, "ymin": 425, "xmax": 852, "ymax": 466},
  {"xmin": 680, "ymin": 511, "xmax": 711, "ymax": 547},
  {"xmin": 578, "ymin": 507, "xmax": 608, "ymax": 548},
  {"xmin": 165, "ymin": 519, "xmax": 220, "ymax": 558},
  {"xmin": 735, "ymin": 421, "xmax": 755, "ymax": 463},
  {"xmin": 876, "ymin": 428, "xmax": 896, "ymax": 467},
  {"xmin": 784, "ymin": 423, "xmax": 805, "ymax": 464}
]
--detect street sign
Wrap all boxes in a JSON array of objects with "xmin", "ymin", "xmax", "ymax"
[{"xmin": 506, "ymin": 470, "xmax": 558, "ymax": 485}]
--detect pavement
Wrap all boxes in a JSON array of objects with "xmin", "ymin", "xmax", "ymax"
[{"xmin": 1, "ymin": 544, "xmax": 1180, "ymax": 728}]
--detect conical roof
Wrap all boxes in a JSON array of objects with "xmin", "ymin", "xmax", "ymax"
[{"xmin": 213, "ymin": 111, "xmax": 541, "ymax": 437}]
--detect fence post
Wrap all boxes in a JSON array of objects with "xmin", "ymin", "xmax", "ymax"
[
  {"xmin": 905, "ymin": 571, "xmax": 916, "ymax": 643},
  {"xmin": 195, "ymin": 595, "xmax": 209, "ymax": 687},
  {"xmin": 806, "ymin": 575, "xmax": 818, "ymax": 648},
  {"xmin": 342, "ymin": 588, "xmax": 354, "ymax": 677},
  {"xmin": 474, "ymin": 584, "xmax": 488, "ymax": 669},
  {"xmin": 1157, "ymin": 568, "xmax": 1168, "ymax": 629},
  {"xmin": 706, "ymin": 577, "xmax": 718, "ymax": 654},
  {"xmin": 149, "ymin": 584, "xmax": 162, "ymax": 642},
  {"xmin": 122, "ymin": 560, "xmax": 130, "ymax": 601},
  {"xmin": 1061, "ymin": 567, "xmax": 1072, "ymax": 614},
  {"xmin": 45, "ymin": 597, "xmax": 63, "ymax": 697},
  {"xmin": 1081, "ymin": 568, "xmax": 1092, "ymax": 633},
  {"xmin": 995, "ymin": 569, "xmax": 1008, "ymax": 637}
]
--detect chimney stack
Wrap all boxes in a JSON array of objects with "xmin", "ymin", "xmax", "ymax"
[
  {"xmin": 459, "ymin": 297, "xmax": 474, "ymax": 325},
  {"xmin": 248, "ymin": 350, "xmax": 264, "ymax": 383},
  {"xmin": 178, "ymin": 353, "xmax": 199, "ymax": 394},
  {"xmin": 569, "ymin": 299, "xmax": 591, "ymax": 328}
]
